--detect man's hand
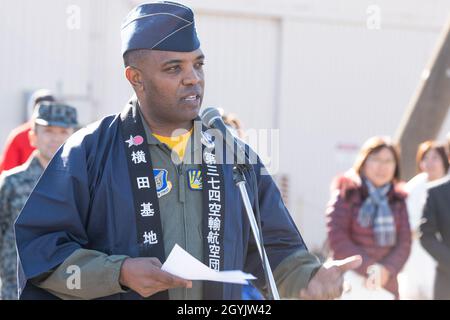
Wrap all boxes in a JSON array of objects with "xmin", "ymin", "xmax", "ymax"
[
  {"xmin": 119, "ymin": 257, "xmax": 192, "ymax": 298},
  {"xmin": 299, "ymin": 255, "xmax": 362, "ymax": 300}
]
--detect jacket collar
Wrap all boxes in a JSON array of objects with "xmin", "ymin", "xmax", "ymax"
[{"xmin": 121, "ymin": 96, "xmax": 203, "ymax": 153}]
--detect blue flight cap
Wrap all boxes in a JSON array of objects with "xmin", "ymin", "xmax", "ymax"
[{"xmin": 121, "ymin": 1, "xmax": 201, "ymax": 56}]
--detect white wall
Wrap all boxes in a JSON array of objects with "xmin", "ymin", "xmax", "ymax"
[
  {"xmin": 0, "ymin": 0, "xmax": 133, "ymax": 140},
  {"xmin": 188, "ymin": 0, "xmax": 450, "ymax": 250},
  {"xmin": 0, "ymin": 0, "xmax": 91, "ymax": 142},
  {"xmin": 278, "ymin": 19, "xmax": 442, "ymax": 250},
  {"xmin": 195, "ymin": 13, "xmax": 280, "ymax": 131}
]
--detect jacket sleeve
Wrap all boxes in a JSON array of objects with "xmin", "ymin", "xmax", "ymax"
[
  {"xmin": 0, "ymin": 174, "xmax": 19, "ymax": 298},
  {"xmin": 273, "ymin": 249, "xmax": 322, "ymax": 299},
  {"xmin": 326, "ymin": 192, "xmax": 376, "ymax": 275},
  {"xmin": 420, "ymin": 188, "xmax": 450, "ymax": 269},
  {"xmin": 31, "ymin": 249, "xmax": 129, "ymax": 300},
  {"xmin": 0, "ymin": 174, "xmax": 13, "ymax": 255},
  {"xmin": 379, "ymin": 201, "xmax": 412, "ymax": 276},
  {"xmin": 14, "ymin": 131, "xmax": 92, "ymax": 284}
]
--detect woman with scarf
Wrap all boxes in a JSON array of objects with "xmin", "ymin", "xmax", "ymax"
[{"xmin": 326, "ymin": 136, "xmax": 411, "ymax": 299}]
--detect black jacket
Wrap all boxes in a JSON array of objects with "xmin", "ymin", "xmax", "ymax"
[{"xmin": 420, "ymin": 176, "xmax": 450, "ymax": 299}]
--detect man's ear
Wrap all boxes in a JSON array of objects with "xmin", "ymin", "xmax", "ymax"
[
  {"xmin": 125, "ymin": 66, "xmax": 144, "ymax": 91},
  {"xmin": 28, "ymin": 127, "xmax": 37, "ymax": 148}
]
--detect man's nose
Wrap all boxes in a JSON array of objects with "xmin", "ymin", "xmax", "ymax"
[{"xmin": 182, "ymin": 67, "xmax": 202, "ymax": 86}]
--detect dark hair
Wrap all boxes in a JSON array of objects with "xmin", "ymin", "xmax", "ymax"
[
  {"xmin": 416, "ymin": 140, "xmax": 449, "ymax": 174},
  {"xmin": 222, "ymin": 113, "xmax": 242, "ymax": 130},
  {"xmin": 222, "ymin": 113, "xmax": 244, "ymax": 138},
  {"xmin": 353, "ymin": 136, "xmax": 401, "ymax": 181},
  {"xmin": 123, "ymin": 49, "xmax": 150, "ymax": 68}
]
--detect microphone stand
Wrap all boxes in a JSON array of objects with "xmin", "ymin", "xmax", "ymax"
[
  {"xmin": 232, "ymin": 163, "xmax": 280, "ymax": 300},
  {"xmin": 200, "ymin": 107, "xmax": 280, "ymax": 300}
]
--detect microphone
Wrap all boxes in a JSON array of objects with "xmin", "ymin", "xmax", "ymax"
[
  {"xmin": 200, "ymin": 107, "xmax": 250, "ymax": 165},
  {"xmin": 201, "ymin": 107, "xmax": 233, "ymax": 137},
  {"xmin": 201, "ymin": 107, "xmax": 280, "ymax": 299}
]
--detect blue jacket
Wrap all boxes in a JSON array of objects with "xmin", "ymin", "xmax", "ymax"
[{"xmin": 15, "ymin": 110, "xmax": 307, "ymax": 300}]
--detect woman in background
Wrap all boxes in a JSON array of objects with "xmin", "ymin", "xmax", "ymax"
[
  {"xmin": 326, "ymin": 136, "xmax": 411, "ymax": 299},
  {"xmin": 399, "ymin": 141, "xmax": 448, "ymax": 299}
]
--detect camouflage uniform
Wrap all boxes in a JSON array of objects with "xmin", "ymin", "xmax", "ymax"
[{"xmin": 0, "ymin": 155, "xmax": 43, "ymax": 299}]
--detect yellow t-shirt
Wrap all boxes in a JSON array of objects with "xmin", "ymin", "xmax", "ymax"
[{"xmin": 153, "ymin": 128, "xmax": 193, "ymax": 161}]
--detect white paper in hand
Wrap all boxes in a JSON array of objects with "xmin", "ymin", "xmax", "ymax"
[{"xmin": 161, "ymin": 244, "xmax": 256, "ymax": 285}]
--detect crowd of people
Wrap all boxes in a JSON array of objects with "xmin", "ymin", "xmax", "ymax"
[
  {"xmin": 0, "ymin": 91, "xmax": 78, "ymax": 299},
  {"xmin": 1, "ymin": 88, "xmax": 449, "ymax": 300},
  {"xmin": 0, "ymin": 89, "xmax": 260, "ymax": 300},
  {"xmin": 324, "ymin": 136, "xmax": 450, "ymax": 299}
]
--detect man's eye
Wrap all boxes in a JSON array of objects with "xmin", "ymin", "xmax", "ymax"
[
  {"xmin": 195, "ymin": 62, "xmax": 205, "ymax": 69},
  {"xmin": 166, "ymin": 66, "xmax": 180, "ymax": 72}
]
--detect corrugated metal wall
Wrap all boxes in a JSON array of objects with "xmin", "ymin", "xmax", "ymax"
[
  {"xmin": 278, "ymin": 19, "xmax": 443, "ymax": 249},
  {"xmin": 195, "ymin": 13, "xmax": 280, "ymax": 131},
  {"xmin": 0, "ymin": 0, "xmax": 132, "ymax": 140},
  {"xmin": 0, "ymin": 0, "xmax": 91, "ymax": 133}
]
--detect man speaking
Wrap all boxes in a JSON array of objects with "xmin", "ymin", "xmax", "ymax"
[{"xmin": 15, "ymin": 1, "xmax": 361, "ymax": 300}]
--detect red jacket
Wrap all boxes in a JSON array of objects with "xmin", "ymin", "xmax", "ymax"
[
  {"xmin": 0, "ymin": 122, "xmax": 35, "ymax": 174},
  {"xmin": 326, "ymin": 175, "xmax": 411, "ymax": 298}
]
